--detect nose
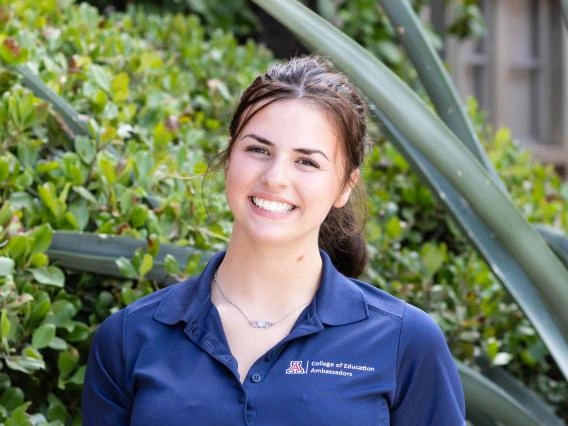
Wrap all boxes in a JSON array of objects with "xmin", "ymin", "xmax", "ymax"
[{"xmin": 260, "ymin": 157, "xmax": 289, "ymax": 189}]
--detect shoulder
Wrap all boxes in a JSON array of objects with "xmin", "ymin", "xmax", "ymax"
[
  {"xmin": 124, "ymin": 285, "xmax": 175, "ymax": 316},
  {"xmin": 350, "ymin": 278, "xmax": 446, "ymax": 349},
  {"xmin": 399, "ymin": 303, "xmax": 447, "ymax": 349},
  {"xmin": 349, "ymin": 278, "xmax": 406, "ymax": 321}
]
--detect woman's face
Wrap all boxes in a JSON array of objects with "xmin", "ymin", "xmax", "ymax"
[{"xmin": 225, "ymin": 99, "xmax": 358, "ymax": 248}]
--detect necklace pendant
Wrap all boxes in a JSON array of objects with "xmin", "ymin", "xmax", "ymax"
[{"xmin": 251, "ymin": 320, "xmax": 273, "ymax": 329}]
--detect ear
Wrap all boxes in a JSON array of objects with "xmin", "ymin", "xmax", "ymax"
[{"xmin": 334, "ymin": 169, "xmax": 360, "ymax": 208}]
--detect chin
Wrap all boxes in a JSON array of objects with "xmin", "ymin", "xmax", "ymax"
[{"xmin": 249, "ymin": 231, "xmax": 295, "ymax": 246}]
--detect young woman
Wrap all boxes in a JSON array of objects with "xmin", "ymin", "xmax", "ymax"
[{"xmin": 82, "ymin": 56, "xmax": 466, "ymax": 425}]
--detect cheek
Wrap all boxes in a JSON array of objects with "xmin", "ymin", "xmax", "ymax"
[
  {"xmin": 224, "ymin": 159, "xmax": 252, "ymax": 206},
  {"xmin": 225, "ymin": 159, "xmax": 246, "ymax": 187},
  {"xmin": 308, "ymin": 176, "xmax": 345, "ymax": 211}
]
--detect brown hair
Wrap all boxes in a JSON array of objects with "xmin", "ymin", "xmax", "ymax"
[{"xmin": 220, "ymin": 56, "xmax": 371, "ymax": 277}]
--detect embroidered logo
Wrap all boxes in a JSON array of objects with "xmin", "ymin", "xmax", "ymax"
[{"xmin": 285, "ymin": 360, "xmax": 306, "ymax": 374}]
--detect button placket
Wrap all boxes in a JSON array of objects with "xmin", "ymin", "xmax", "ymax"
[{"xmin": 189, "ymin": 323, "xmax": 200, "ymax": 336}]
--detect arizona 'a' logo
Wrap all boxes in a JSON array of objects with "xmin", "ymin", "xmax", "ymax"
[{"xmin": 285, "ymin": 361, "xmax": 305, "ymax": 374}]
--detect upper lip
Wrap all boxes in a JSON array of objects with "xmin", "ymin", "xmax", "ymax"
[{"xmin": 250, "ymin": 193, "xmax": 297, "ymax": 207}]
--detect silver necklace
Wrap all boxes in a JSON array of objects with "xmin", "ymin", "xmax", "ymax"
[{"xmin": 213, "ymin": 271, "xmax": 310, "ymax": 329}]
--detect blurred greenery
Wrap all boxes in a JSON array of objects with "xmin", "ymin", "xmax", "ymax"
[{"xmin": 0, "ymin": 0, "xmax": 566, "ymax": 423}]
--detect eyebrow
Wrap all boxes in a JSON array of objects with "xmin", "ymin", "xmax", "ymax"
[{"xmin": 240, "ymin": 133, "xmax": 330, "ymax": 161}]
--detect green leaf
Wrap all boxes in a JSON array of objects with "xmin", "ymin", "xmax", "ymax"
[
  {"xmin": 29, "ymin": 252, "xmax": 48, "ymax": 267},
  {"xmin": 73, "ymin": 186, "xmax": 97, "ymax": 204},
  {"xmin": 30, "ymin": 266, "xmax": 65, "ymax": 287},
  {"xmin": 88, "ymin": 64, "xmax": 112, "ymax": 92},
  {"xmin": 57, "ymin": 350, "xmax": 79, "ymax": 377},
  {"xmin": 48, "ymin": 336, "xmax": 68, "ymax": 351},
  {"xmin": 64, "ymin": 322, "xmax": 89, "ymax": 342},
  {"xmin": 5, "ymin": 355, "xmax": 45, "ymax": 374},
  {"xmin": 0, "ymin": 38, "xmax": 28, "ymax": 64},
  {"xmin": 29, "ymin": 292, "xmax": 51, "ymax": 326},
  {"xmin": 420, "ymin": 243, "xmax": 447, "ymax": 277},
  {"xmin": 17, "ymin": 139, "xmax": 42, "ymax": 169},
  {"xmin": 30, "ymin": 224, "xmax": 53, "ymax": 255},
  {"xmin": 68, "ymin": 365, "xmax": 86, "ymax": 385},
  {"xmin": 130, "ymin": 205, "xmax": 149, "ymax": 228},
  {"xmin": 1, "ymin": 309, "xmax": 11, "ymax": 339},
  {"xmin": 36, "ymin": 160, "xmax": 60, "ymax": 174},
  {"xmin": 164, "ymin": 254, "xmax": 181, "ymax": 275},
  {"xmin": 98, "ymin": 154, "xmax": 116, "ymax": 184},
  {"xmin": 111, "ymin": 72, "xmax": 130, "ymax": 103},
  {"xmin": 0, "ymin": 373, "xmax": 10, "ymax": 392},
  {"xmin": 153, "ymin": 122, "xmax": 173, "ymax": 149},
  {"xmin": 74, "ymin": 136, "xmax": 96, "ymax": 165},
  {"xmin": 38, "ymin": 182, "xmax": 62, "ymax": 217},
  {"xmin": 46, "ymin": 300, "xmax": 76, "ymax": 328},
  {"xmin": 32, "ymin": 323, "xmax": 56, "ymax": 349},
  {"xmin": 5, "ymin": 402, "xmax": 32, "ymax": 426},
  {"xmin": 116, "ymin": 257, "xmax": 138, "ymax": 279},
  {"xmin": 139, "ymin": 254, "xmax": 153, "ymax": 278},
  {"xmin": 47, "ymin": 393, "xmax": 68, "ymax": 422},
  {"xmin": 7, "ymin": 235, "xmax": 30, "ymax": 264},
  {"xmin": 0, "ymin": 257, "xmax": 15, "ymax": 277},
  {"xmin": 121, "ymin": 287, "xmax": 136, "ymax": 305},
  {"xmin": 385, "ymin": 216, "xmax": 403, "ymax": 238},
  {"xmin": 0, "ymin": 388, "xmax": 25, "ymax": 412},
  {"xmin": 0, "ymin": 156, "xmax": 10, "ymax": 181},
  {"xmin": 0, "ymin": 201, "xmax": 12, "ymax": 227},
  {"xmin": 68, "ymin": 201, "xmax": 90, "ymax": 231}
]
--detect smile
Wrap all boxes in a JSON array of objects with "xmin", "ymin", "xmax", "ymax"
[{"xmin": 251, "ymin": 197, "xmax": 296, "ymax": 213}]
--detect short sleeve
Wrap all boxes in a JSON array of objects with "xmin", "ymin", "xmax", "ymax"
[
  {"xmin": 390, "ymin": 304, "xmax": 466, "ymax": 426},
  {"xmin": 82, "ymin": 309, "xmax": 132, "ymax": 425}
]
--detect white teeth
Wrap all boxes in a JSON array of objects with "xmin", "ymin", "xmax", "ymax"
[{"xmin": 252, "ymin": 197, "xmax": 294, "ymax": 213}]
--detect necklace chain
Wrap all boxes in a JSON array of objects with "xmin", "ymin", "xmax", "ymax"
[{"xmin": 213, "ymin": 271, "xmax": 310, "ymax": 329}]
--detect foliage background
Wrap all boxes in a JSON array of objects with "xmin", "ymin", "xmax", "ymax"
[{"xmin": 0, "ymin": 0, "xmax": 566, "ymax": 423}]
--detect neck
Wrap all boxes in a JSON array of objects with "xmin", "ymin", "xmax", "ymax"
[{"xmin": 215, "ymin": 234, "xmax": 322, "ymax": 315}]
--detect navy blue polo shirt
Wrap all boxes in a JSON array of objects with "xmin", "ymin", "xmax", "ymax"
[{"xmin": 82, "ymin": 251, "xmax": 465, "ymax": 425}]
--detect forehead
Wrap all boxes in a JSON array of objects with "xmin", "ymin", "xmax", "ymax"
[{"xmin": 238, "ymin": 99, "xmax": 341, "ymax": 150}]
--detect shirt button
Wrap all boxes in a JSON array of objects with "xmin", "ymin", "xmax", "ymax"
[
  {"xmin": 251, "ymin": 373, "xmax": 262, "ymax": 383},
  {"xmin": 238, "ymin": 394, "xmax": 245, "ymax": 404}
]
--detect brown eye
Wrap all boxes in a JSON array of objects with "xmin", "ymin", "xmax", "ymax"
[
  {"xmin": 297, "ymin": 158, "xmax": 320, "ymax": 168},
  {"xmin": 246, "ymin": 145, "xmax": 269, "ymax": 155}
]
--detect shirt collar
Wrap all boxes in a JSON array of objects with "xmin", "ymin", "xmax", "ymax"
[{"xmin": 153, "ymin": 250, "xmax": 369, "ymax": 327}]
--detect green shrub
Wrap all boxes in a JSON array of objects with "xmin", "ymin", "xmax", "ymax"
[{"xmin": 0, "ymin": 0, "xmax": 566, "ymax": 423}]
